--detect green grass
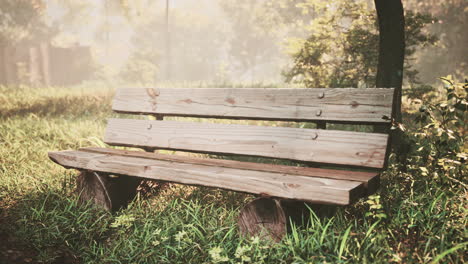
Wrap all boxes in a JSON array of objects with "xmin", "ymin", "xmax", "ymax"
[{"xmin": 0, "ymin": 85, "xmax": 466, "ymax": 263}]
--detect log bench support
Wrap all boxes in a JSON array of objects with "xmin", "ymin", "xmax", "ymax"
[
  {"xmin": 76, "ymin": 171, "xmax": 140, "ymax": 211},
  {"xmin": 49, "ymin": 87, "xmax": 395, "ymax": 240},
  {"xmin": 238, "ymin": 198, "xmax": 286, "ymax": 242}
]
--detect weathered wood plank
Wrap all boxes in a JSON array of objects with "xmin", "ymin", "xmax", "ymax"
[
  {"xmin": 104, "ymin": 119, "xmax": 389, "ymax": 168},
  {"xmin": 80, "ymin": 147, "xmax": 379, "ymax": 192},
  {"xmin": 112, "ymin": 88, "xmax": 395, "ymax": 123},
  {"xmin": 48, "ymin": 150, "xmax": 365, "ymax": 205}
]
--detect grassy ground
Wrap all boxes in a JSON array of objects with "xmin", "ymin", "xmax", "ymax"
[{"xmin": 0, "ymin": 85, "xmax": 466, "ymax": 263}]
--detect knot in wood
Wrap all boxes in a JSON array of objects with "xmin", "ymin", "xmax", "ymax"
[
  {"xmin": 350, "ymin": 101, "xmax": 359, "ymax": 108},
  {"xmin": 311, "ymin": 132, "xmax": 318, "ymax": 140},
  {"xmin": 146, "ymin": 88, "xmax": 160, "ymax": 111},
  {"xmin": 315, "ymin": 109, "xmax": 322, "ymax": 116},
  {"xmin": 318, "ymin": 92, "xmax": 325, "ymax": 99}
]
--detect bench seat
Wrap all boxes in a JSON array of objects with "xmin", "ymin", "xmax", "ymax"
[
  {"xmin": 49, "ymin": 147, "xmax": 379, "ymax": 205},
  {"xmin": 49, "ymin": 87, "xmax": 395, "ymax": 240}
]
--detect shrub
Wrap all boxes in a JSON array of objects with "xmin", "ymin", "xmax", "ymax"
[{"xmin": 406, "ymin": 75, "xmax": 467, "ymax": 187}]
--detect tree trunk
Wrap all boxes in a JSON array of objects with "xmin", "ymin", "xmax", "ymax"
[
  {"xmin": 29, "ymin": 46, "xmax": 40, "ymax": 87},
  {"xmin": 39, "ymin": 42, "xmax": 51, "ymax": 87},
  {"xmin": 4, "ymin": 45, "xmax": 15, "ymax": 85},
  {"xmin": 0, "ymin": 43, "xmax": 5, "ymax": 84},
  {"xmin": 374, "ymin": 0, "xmax": 405, "ymax": 124}
]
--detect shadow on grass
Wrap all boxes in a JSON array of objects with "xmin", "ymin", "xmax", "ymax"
[
  {"xmin": 0, "ymin": 189, "xmax": 111, "ymax": 264},
  {"xmin": 142, "ymin": 181, "xmax": 340, "ymax": 222},
  {"xmin": 0, "ymin": 179, "xmax": 252, "ymax": 263},
  {"xmin": 0, "ymin": 179, "xmax": 346, "ymax": 264},
  {"xmin": 146, "ymin": 182, "xmax": 342, "ymax": 235}
]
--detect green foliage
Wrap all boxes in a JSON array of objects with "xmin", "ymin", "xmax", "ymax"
[
  {"xmin": 365, "ymin": 195, "xmax": 387, "ymax": 220},
  {"xmin": 0, "ymin": 0, "xmax": 49, "ymax": 43},
  {"xmin": 219, "ymin": 0, "xmax": 283, "ymax": 77},
  {"xmin": 15, "ymin": 191, "xmax": 112, "ymax": 262},
  {"xmin": 407, "ymin": 76, "xmax": 467, "ymax": 187},
  {"xmin": 404, "ymin": 84, "xmax": 437, "ymax": 101},
  {"xmin": 403, "ymin": 12, "xmax": 439, "ymax": 86},
  {"xmin": 120, "ymin": 4, "xmax": 229, "ymax": 82},
  {"xmin": 121, "ymin": 49, "xmax": 159, "ymax": 86},
  {"xmin": 283, "ymin": 0, "xmax": 376, "ymax": 87},
  {"xmin": 283, "ymin": 0, "xmax": 437, "ymax": 88},
  {"xmin": 111, "ymin": 213, "xmax": 136, "ymax": 229},
  {"xmin": 405, "ymin": 0, "xmax": 468, "ymax": 81}
]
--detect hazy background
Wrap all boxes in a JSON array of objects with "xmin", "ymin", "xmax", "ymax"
[{"xmin": 0, "ymin": 0, "xmax": 466, "ymax": 87}]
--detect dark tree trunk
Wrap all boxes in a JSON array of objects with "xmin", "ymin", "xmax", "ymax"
[
  {"xmin": 374, "ymin": 0, "xmax": 405, "ymax": 123},
  {"xmin": 374, "ymin": 0, "xmax": 406, "ymax": 165}
]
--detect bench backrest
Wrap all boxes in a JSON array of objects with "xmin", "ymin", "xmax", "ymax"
[{"xmin": 105, "ymin": 88, "xmax": 395, "ymax": 169}]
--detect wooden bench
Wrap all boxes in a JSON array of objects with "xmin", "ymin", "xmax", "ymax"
[{"xmin": 49, "ymin": 87, "xmax": 395, "ymax": 239}]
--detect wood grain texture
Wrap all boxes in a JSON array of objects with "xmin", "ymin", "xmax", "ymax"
[
  {"xmin": 76, "ymin": 171, "xmax": 140, "ymax": 211},
  {"xmin": 48, "ymin": 150, "xmax": 365, "ymax": 205},
  {"xmin": 238, "ymin": 198, "xmax": 286, "ymax": 242},
  {"xmin": 80, "ymin": 147, "xmax": 379, "ymax": 193},
  {"xmin": 112, "ymin": 88, "xmax": 395, "ymax": 123},
  {"xmin": 104, "ymin": 119, "xmax": 389, "ymax": 168}
]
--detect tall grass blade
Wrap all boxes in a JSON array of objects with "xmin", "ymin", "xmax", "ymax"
[
  {"xmin": 430, "ymin": 242, "xmax": 468, "ymax": 264},
  {"xmin": 338, "ymin": 225, "xmax": 352, "ymax": 260}
]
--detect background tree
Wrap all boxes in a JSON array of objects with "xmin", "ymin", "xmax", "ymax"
[
  {"xmin": 283, "ymin": 0, "xmax": 436, "ymax": 91},
  {"xmin": 0, "ymin": 0, "xmax": 48, "ymax": 44},
  {"xmin": 121, "ymin": 1, "xmax": 229, "ymax": 83},
  {"xmin": 405, "ymin": 0, "xmax": 467, "ymax": 82},
  {"xmin": 219, "ymin": 0, "xmax": 286, "ymax": 81},
  {"xmin": 0, "ymin": 0, "xmax": 51, "ymax": 84}
]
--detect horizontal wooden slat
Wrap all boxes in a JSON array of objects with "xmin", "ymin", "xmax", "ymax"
[
  {"xmin": 48, "ymin": 150, "xmax": 365, "ymax": 205},
  {"xmin": 112, "ymin": 88, "xmax": 394, "ymax": 123},
  {"xmin": 81, "ymin": 147, "xmax": 380, "ymax": 193},
  {"xmin": 104, "ymin": 119, "xmax": 389, "ymax": 168}
]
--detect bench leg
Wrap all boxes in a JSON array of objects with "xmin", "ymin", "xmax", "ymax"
[
  {"xmin": 237, "ymin": 197, "xmax": 286, "ymax": 242},
  {"xmin": 76, "ymin": 171, "xmax": 141, "ymax": 211},
  {"xmin": 238, "ymin": 198, "xmax": 326, "ymax": 242}
]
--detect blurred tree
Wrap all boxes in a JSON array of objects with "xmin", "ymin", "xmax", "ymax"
[
  {"xmin": 121, "ymin": 54, "xmax": 159, "ymax": 85},
  {"xmin": 121, "ymin": 3, "xmax": 228, "ymax": 83},
  {"xmin": 0, "ymin": 0, "xmax": 49, "ymax": 44},
  {"xmin": 0, "ymin": 0, "xmax": 53, "ymax": 85},
  {"xmin": 47, "ymin": 0, "xmax": 94, "ymax": 36},
  {"xmin": 282, "ymin": 0, "xmax": 436, "ymax": 89},
  {"xmin": 405, "ymin": 0, "xmax": 467, "ymax": 81},
  {"xmin": 219, "ymin": 0, "xmax": 285, "ymax": 80},
  {"xmin": 121, "ymin": 47, "xmax": 159, "ymax": 85}
]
